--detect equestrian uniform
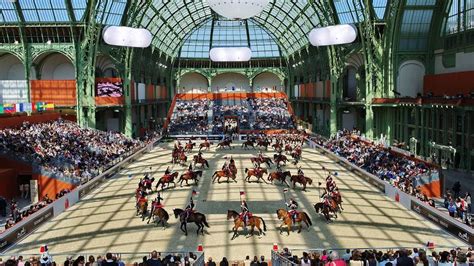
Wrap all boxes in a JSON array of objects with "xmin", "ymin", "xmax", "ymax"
[
  {"xmin": 184, "ymin": 198, "xmax": 195, "ymax": 222},
  {"xmin": 297, "ymin": 168, "xmax": 304, "ymax": 178},
  {"xmin": 240, "ymin": 201, "xmax": 250, "ymax": 226},
  {"xmin": 151, "ymin": 194, "xmax": 164, "ymax": 212},
  {"xmin": 287, "ymin": 200, "xmax": 298, "ymax": 223}
]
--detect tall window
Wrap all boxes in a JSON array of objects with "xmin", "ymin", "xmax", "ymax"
[{"xmin": 446, "ymin": 0, "xmax": 474, "ymax": 34}]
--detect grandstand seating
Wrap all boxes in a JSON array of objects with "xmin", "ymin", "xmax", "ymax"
[{"xmin": 166, "ymin": 92, "xmax": 295, "ymax": 135}]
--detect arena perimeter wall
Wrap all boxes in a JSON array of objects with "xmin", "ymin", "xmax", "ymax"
[
  {"xmin": 306, "ymin": 138, "xmax": 474, "ymax": 245},
  {"xmin": 0, "ymin": 138, "xmax": 161, "ymax": 253}
]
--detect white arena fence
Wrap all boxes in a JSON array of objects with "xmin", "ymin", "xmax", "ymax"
[
  {"xmin": 0, "ymin": 251, "xmax": 205, "ymax": 265},
  {"xmin": 0, "ymin": 136, "xmax": 163, "ymax": 253},
  {"xmin": 305, "ymin": 136, "xmax": 474, "ymax": 245}
]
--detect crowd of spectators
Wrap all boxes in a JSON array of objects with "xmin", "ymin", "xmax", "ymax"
[
  {"xmin": 168, "ymin": 100, "xmax": 210, "ymax": 135},
  {"xmin": 0, "ymin": 119, "xmax": 142, "ymax": 182},
  {"xmin": 168, "ymin": 97, "xmax": 295, "ymax": 135},
  {"xmin": 276, "ymin": 247, "xmax": 474, "ymax": 266},
  {"xmin": 323, "ymin": 129, "xmax": 433, "ymax": 201},
  {"xmin": 249, "ymin": 98, "xmax": 294, "ymax": 130},
  {"xmin": 309, "ymin": 129, "xmax": 472, "ymax": 226}
]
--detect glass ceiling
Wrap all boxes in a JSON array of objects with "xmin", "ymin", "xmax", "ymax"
[
  {"xmin": 1, "ymin": 0, "xmax": 453, "ymax": 58},
  {"xmin": 180, "ymin": 19, "xmax": 280, "ymax": 59}
]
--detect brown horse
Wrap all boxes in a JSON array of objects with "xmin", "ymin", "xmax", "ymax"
[
  {"xmin": 193, "ymin": 155, "xmax": 209, "ymax": 168},
  {"xmin": 199, "ymin": 141, "xmax": 212, "ymax": 151},
  {"xmin": 178, "ymin": 170, "xmax": 203, "ymax": 186},
  {"xmin": 284, "ymin": 144, "xmax": 293, "ymax": 154},
  {"xmin": 185, "ymin": 142, "xmax": 195, "ymax": 153},
  {"xmin": 244, "ymin": 168, "xmax": 268, "ymax": 183},
  {"xmin": 136, "ymin": 201, "xmax": 148, "ymax": 221},
  {"xmin": 156, "ymin": 172, "xmax": 179, "ymax": 190},
  {"xmin": 172, "ymin": 152, "xmax": 187, "ymax": 165},
  {"xmin": 250, "ymin": 157, "xmax": 273, "ymax": 168},
  {"xmin": 241, "ymin": 140, "xmax": 256, "ymax": 149},
  {"xmin": 267, "ymin": 171, "xmax": 291, "ymax": 187},
  {"xmin": 212, "ymin": 170, "xmax": 237, "ymax": 183},
  {"xmin": 217, "ymin": 139, "xmax": 232, "ymax": 149},
  {"xmin": 227, "ymin": 210, "xmax": 267, "ymax": 240},
  {"xmin": 314, "ymin": 200, "xmax": 338, "ymax": 221},
  {"xmin": 272, "ymin": 143, "xmax": 282, "ymax": 151},
  {"xmin": 274, "ymin": 154, "xmax": 288, "ymax": 165},
  {"xmin": 147, "ymin": 207, "xmax": 169, "ymax": 228},
  {"xmin": 276, "ymin": 208, "xmax": 312, "ymax": 235},
  {"xmin": 257, "ymin": 140, "xmax": 270, "ymax": 150},
  {"xmin": 290, "ymin": 175, "xmax": 313, "ymax": 191}
]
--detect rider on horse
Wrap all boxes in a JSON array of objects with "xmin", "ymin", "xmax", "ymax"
[
  {"xmin": 184, "ymin": 197, "xmax": 195, "ymax": 222},
  {"xmin": 165, "ymin": 166, "xmax": 171, "ymax": 176},
  {"xmin": 137, "ymin": 194, "xmax": 147, "ymax": 208},
  {"xmin": 240, "ymin": 200, "xmax": 251, "ymax": 226},
  {"xmin": 258, "ymin": 151, "xmax": 264, "ymax": 161},
  {"xmin": 286, "ymin": 198, "xmax": 299, "ymax": 224},
  {"xmin": 197, "ymin": 151, "xmax": 203, "ymax": 161},
  {"xmin": 186, "ymin": 163, "xmax": 193, "ymax": 175},
  {"xmin": 326, "ymin": 178, "xmax": 336, "ymax": 192},
  {"xmin": 222, "ymin": 158, "xmax": 232, "ymax": 176},
  {"xmin": 150, "ymin": 192, "xmax": 164, "ymax": 213},
  {"xmin": 297, "ymin": 166, "xmax": 304, "ymax": 179},
  {"xmin": 276, "ymin": 163, "xmax": 283, "ymax": 173}
]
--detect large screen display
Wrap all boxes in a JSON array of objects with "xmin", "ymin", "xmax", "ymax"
[{"xmin": 96, "ymin": 81, "xmax": 123, "ymax": 97}]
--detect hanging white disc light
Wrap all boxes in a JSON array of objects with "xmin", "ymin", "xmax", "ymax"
[
  {"xmin": 209, "ymin": 47, "xmax": 252, "ymax": 62},
  {"xmin": 207, "ymin": 0, "xmax": 270, "ymax": 19},
  {"xmin": 308, "ymin": 24, "xmax": 358, "ymax": 46}
]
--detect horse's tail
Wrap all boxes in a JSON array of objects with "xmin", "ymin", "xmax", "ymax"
[
  {"xmin": 259, "ymin": 217, "xmax": 267, "ymax": 231},
  {"xmin": 202, "ymin": 216, "xmax": 210, "ymax": 228},
  {"xmin": 245, "ymin": 168, "xmax": 248, "ymax": 173},
  {"xmin": 303, "ymin": 212, "xmax": 312, "ymax": 226},
  {"xmin": 314, "ymin": 203, "xmax": 319, "ymax": 213}
]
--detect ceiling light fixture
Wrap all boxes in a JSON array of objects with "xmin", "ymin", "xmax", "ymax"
[
  {"xmin": 308, "ymin": 24, "xmax": 358, "ymax": 46},
  {"xmin": 207, "ymin": 0, "xmax": 270, "ymax": 19},
  {"xmin": 103, "ymin": 26, "xmax": 152, "ymax": 48},
  {"xmin": 209, "ymin": 47, "xmax": 252, "ymax": 62}
]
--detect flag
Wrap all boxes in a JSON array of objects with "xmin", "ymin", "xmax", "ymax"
[
  {"xmin": 39, "ymin": 245, "xmax": 48, "ymax": 253},
  {"xmin": 3, "ymin": 104, "xmax": 15, "ymax": 113},
  {"xmin": 239, "ymin": 191, "xmax": 245, "ymax": 196},
  {"xmin": 283, "ymin": 188, "xmax": 288, "ymax": 193},
  {"xmin": 0, "ymin": 104, "xmax": 3, "ymax": 114},
  {"xmin": 23, "ymin": 103, "xmax": 33, "ymax": 112},
  {"xmin": 192, "ymin": 190, "xmax": 198, "ymax": 196},
  {"xmin": 35, "ymin": 102, "xmax": 45, "ymax": 111},
  {"xmin": 45, "ymin": 103, "xmax": 55, "ymax": 110}
]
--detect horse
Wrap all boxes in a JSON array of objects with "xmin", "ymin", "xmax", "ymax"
[
  {"xmin": 136, "ymin": 201, "xmax": 148, "ymax": 221},
  {"xmin": 272, "ymin": 143, "xmax": 282, "ymax": 151},
  {"xmin": 274, "ymin": 154, "xmax": 288, "ymax": 165},
  {"xmin": 314, "ymin": 200, "xmax": 338, "ymax": 222},
  {"xmin": 267, "ymin": 171, "xmax": 291, "ymax": 187},
  {"xmin": 193, "ymin": 155, "xmax": 209, "ymax": 168},
  {"xmin": 241, "ymin": 140, "xmax": 256, "ymax": 149},
  {"xmin": 156, "ymin": 172, "xmax": 179, "ymax": 190},
  {"xmin": 178, "ymin": 170, "xmax": 203, "ymax": 186},
  {"xmin": 172, "ymin": 151, "xmax": 187, "ymax": 165},
  {"xmin": 250, "ymin": 157, "xmax": 273, "ymax": 168},
  {"xmin": 284, "ymin": 144, "xmax": 293, "ymax": 154},
  {"xmin": 147, "ymin": 207, "xmax": 169, "ymax": 228},
  {"xmin": 212, "ymin": 170, "xmax": 237, "ymax": 183},
  {"xmin": 227, "ymin": 210, "xmax": 267, "ymax": 240},
  {"xmin": 173, "ymin": 208, "xmax": 210, "ymax": 236},
  {"xmin": 290, "ymin": 175, "xmax": 313, "ymax": 191},
  {"xmin": 257, "ymin": 140, "xmax": 270, "ymax": 150},
  {"xmin": 199, "ymin": 141, "xmax": 212, "ymax": 151},
  {"xmin": 185, "ymin": 142, "xmax": 196, "ymax": 153},
  {"xmin": 244, "ymin": 168, "xmax": 268, "ymax": 183},
  {"xmin": 217, "ymin": 139, "xmax": 232, "ymax": 149},
  {"xmin": 276, "ymin": 208, "xmax": 312, "ymax": 235}
]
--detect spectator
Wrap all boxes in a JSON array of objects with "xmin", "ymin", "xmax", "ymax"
[
  {"xmin": 341, "ymin": 249, "xmax": 351, "ymax": 262},
  {"xmin": 146, "ymin": 251, "xmax": 162, "ymax": 266},
  {"xmin": 244, "ymin": 255, "xmax": 251, "ymax": 266},
  {"xmin": 250, "ymin": 256, "xmax": 259, "ymax": 266},
  {"xmin": 397, "ymin": 249, "xmax": 414, "ymax": 266},
  {"xmin": 300, "ymin": 252, "xmax": 311, "ymax": 266},
  {"xmin": 206, "ymin": 257, "xmax": 216, "ymax": 266},
  {"xmin": 101, "ymin": 253, "xmax": 118, "ymax": 266},
  {"xmin": 259, "ymin": 256, "xmax": 268, "ymax": 266},
  {"xmin": 219, "ymin": 257, "xmax": 228, "ymax": 266}
]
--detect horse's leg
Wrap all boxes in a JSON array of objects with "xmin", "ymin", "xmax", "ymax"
[{"xmin": 297, "ymin": 222, "xmax": 302, "ymax": 233}]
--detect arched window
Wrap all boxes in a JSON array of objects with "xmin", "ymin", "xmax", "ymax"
[{"xmin": 445, "ymin": 0, "xmax": 474, "ymax": 34}]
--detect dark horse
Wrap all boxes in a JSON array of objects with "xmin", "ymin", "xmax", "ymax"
[
  {"xmin": 241, "ymin": 140, "xmax": 256, "ymax": 149},
  {"xmin": 173, "ymin": 208, "xmax": 210, "ymax": 236},
  {"xmin": 250, "ymin": 157, "xmax": 273, "ymax": 168},
  {"xmin": 193, "ymin": 155, "xmax": 209, "ymax": 168},
  {"xmin": 314, "ymin": 201, "xmax": 338, "ymax": 222},
  {"xmin": 217, "ymin": 139, "xmax": 232, "ymax": 149}
]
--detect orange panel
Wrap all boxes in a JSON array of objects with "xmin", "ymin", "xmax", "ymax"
[
  {"xmin": 95, "ymin": 96, "xmax": 125, "ymax": 106},
  {"xmin": 418, "ymin": 180, "xmax": 441, "ymax": 198},
  {"xmin": 147, "ymin": 84, "xmax": 155, "ymax": 100},
  {"xmin": 36, "ymin": 175, "xmax": 77, "ymax": 199},
  {"xmin": 325, "ymin": 80, "xmax": 331, "ymax": 98},
  {"xmin": 31, "ymin": 80, "xmax": 77, "ymax": 106},
  {"xmin": 424, "ymin": 71, "xmax": 474, "ymax": 96},
  {"xmin": 0, "ymin": 169, "xmax": 18, "ymax": 199}
]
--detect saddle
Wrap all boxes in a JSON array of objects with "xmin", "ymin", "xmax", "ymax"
[{"xmin": 162, "ymin": 174, "xmax": 172, "ymax": 182}]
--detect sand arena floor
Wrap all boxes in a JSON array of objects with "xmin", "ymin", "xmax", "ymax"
[{"xmin": 5, "ymin": 140, "xmax": 465, "ymax": 262}]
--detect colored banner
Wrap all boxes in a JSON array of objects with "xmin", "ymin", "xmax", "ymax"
[{"xmin": 3, "ymin": 103, "xmax": 16, "ymax": 113}]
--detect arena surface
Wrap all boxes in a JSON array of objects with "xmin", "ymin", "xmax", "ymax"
[{"xmin": 6, "ymin": 140, "xmax": 465, "ymax": 262}]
